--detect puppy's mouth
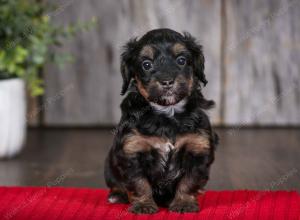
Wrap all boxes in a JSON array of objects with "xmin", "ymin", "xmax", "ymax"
[
  {"xmin": 139, "ymin": 77, "xmax": 192, "ymax": 106},
  {"xmin": 156, "ymin": 88, "xmax": 183, "ymax": 106},
  {"xmin": 161, "ymin": 96, "xmax": 177, "ymax": 106},
  {"xmin": 164, "ymin": 89, "xmax": 174, "ymax": 97}
]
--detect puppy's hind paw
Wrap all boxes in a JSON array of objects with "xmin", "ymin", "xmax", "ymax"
[
  {"xmin": 108, "ymin": 191, "xmax": 129, "ymax": 204},
  {"xmin": 129, "ymin": 202, "xmax": 158, "ymax": 214}
]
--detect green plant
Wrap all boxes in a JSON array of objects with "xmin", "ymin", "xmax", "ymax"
[{"xmin": 0, "ymin": 0, "xmax": 96, "ymax": 96}]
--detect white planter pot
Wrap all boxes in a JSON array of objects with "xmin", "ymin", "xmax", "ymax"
[{"xmin": 0, "ymin": 78, "xmax": 26, "ymax": 158}]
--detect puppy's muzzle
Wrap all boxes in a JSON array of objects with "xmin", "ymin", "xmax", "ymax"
[{"xmin": 160, "ymin": 80, "xmax": 174, "ymax": 89}]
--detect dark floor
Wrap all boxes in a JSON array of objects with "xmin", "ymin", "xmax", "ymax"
[{"xmin": 0, "ymin": 128, "xmax": 299, "ymax": 191}]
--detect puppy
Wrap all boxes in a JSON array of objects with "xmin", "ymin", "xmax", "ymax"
[{"xmin": 104, "ymin": 28, "xmax": 218, "ymax": 214}]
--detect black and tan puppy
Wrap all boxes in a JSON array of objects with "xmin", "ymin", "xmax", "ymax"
[{"xmin": 104, "ymin": 28, "xmax": 218, "ymax": 214}]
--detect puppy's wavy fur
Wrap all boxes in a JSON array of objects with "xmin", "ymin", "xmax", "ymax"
[{"xmin": 105, "ymin": 29, "xmax": 218, "ymax": 214}]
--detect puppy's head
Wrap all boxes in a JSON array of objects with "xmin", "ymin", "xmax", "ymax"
[{"xmin": 120, "ymin": 28, "xmax": 207, "ymax": 106}]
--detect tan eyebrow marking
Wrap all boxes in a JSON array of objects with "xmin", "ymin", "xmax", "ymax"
[
  {"xmin": 139, "ymin": 45, "xmax": 154, "ymax": 59},
  {"xmin": 172, "ymin": 43, "xmax": 187, "ymax": 55}
]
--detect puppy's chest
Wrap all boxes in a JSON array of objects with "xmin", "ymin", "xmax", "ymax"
[
  {"xmin": 153, "ymin": 140, "xmax": 175, "ymax": 160},
  {"xmin": 151, "ymin": 140, "xmax": 176, "ymax": 177}
]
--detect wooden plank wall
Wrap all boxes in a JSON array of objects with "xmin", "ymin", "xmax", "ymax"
[
  {"xmin": 224, "ymin": 0, "xmax": 300, "ymax": 126},
  {"xmin": 36, "ymin": 0, "xmax": 299, "ymax": 126}
]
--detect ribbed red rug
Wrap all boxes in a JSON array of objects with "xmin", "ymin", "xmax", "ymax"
[{"xmin": 0, "ymin": 187, "xmax": 299, "ymax": 220}]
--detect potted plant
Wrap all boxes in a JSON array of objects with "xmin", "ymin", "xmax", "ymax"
[{"xmin": 0, "ymin": 0, "xmax": 95, "ymax": 158}]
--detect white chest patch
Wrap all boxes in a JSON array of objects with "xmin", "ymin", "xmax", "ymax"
[
  {"xmin": 150, "ymin": 99, "xmax": 187, "ymax": 117},
  {"xmin": 153, "ymin": 142, "xmax": 175, "ymax": 160},
  {"xmin": 154, "ymin": 142, "xmax": 174, "ymax": 153}
]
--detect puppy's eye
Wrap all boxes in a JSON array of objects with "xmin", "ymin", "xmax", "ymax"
[
  {"xmin": 142, "ymin": 60, "xmax": 153, "ymax": 71},
  {"xmin": 176, "ymin": 56, "xmax": 186, "ymax": 66}
]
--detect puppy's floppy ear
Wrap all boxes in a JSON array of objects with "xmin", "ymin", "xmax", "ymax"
[
  {"xmin": 183, "ymin": 32, "xmax": 208, "ymax": 86},
  {"xmin": 120, "ymin": 38, "xmax": 138, "ymax": 95}
]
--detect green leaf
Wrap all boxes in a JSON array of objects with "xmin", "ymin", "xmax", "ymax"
[
  {"xmin": 15, "ymin": 46, "xmax": 28, "ymax": 63},
  {"xmin": 0, "ymin": 0, "xmax": 96, "ymax": 96}
]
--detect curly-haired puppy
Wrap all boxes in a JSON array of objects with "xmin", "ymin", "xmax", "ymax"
[{"xmin": 104, "ymin": 28, "xmax": 218, "ymax": 214}]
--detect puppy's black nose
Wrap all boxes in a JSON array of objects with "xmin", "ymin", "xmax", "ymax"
[{"xmin": 160, "ymin": 80, "xmax": 174, "ymax": 89}]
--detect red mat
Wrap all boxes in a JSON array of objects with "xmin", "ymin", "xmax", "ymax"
[{"xmin": 0, "ymin": 187, "xmax": 299, "ymax": 220}]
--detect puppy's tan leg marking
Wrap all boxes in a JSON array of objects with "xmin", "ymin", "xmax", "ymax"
[
  {"xmin": 123, "ymin": 129, "xmax": 171, "ymax": 154},
  {"xmin": 170, "ymin": 132, "xmax": 210, "ymax": 212},
  {"xmin": 127, "ymin": 178, "xmax": 158, "ymax": 214},
  {"xmin": 169, "ymin": 177, "xmax": 199, "ymax": 213},
  {"xmin": 175, "ymin": 132, "xmax": 210, "ymax": 154},
  {"xmin": 127, "ymin": 178, "xmax": 153, "ymax": 203}
]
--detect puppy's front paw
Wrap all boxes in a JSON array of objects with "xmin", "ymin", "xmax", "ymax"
[
  {"xmin": 169, "ymin": 200, "xmax": 199, "ymax": 213},
  {"xmin": 129, "ymin": 202, "xmax": 158, "ymax": 214}
]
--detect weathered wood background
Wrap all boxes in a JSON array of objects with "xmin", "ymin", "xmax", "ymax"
[{"xmin": 29, "ymin": 0, "xmax": 300, "ymax": 126}]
